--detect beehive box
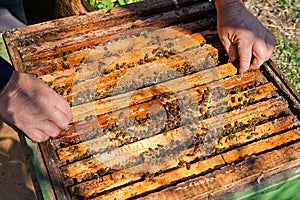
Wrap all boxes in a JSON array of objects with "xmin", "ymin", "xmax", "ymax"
[{"xmin": 3, "ymin": 0, "xmax": 300, "ymax": 199}]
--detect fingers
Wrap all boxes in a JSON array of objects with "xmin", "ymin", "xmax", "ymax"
[
  {"xmin": 0, "ymin": 72, "xmax": 73, "ymax": 143},
  {"xmin": 32, "ymin": 80, "xmax": 73, "ymax": 139},
  {"xmin": 249, "ymin": 57, "xmax": 263, "ymax": 70},
  {"xmin": 39, "ymin": 120, "xmax": 61, "ymax": 138},
  {"xmin": 30, "ymin": 91, "xmax": 72, "ymax": 142},
  {"xmin": 237, "ymin": 41, "xmax": 252, "ymax": 73},
  {"xmin": 42, "ymin": 84, "xmax": 72, "ymax": 122},
  {"xmin": 220, "ymin": 32, "xmax": 266, "ymax": 73},
  {"xmin": 54, "ymin": 93, "xmax": 73, "ymax": 121},
  {"xmin": 221, "ymin": 36, "xmax": 238, "ymax": 62},
  {"xmin": 25, "ymin": 128, "xmax": 49, "ymax": 142},
  {"xmin": 238, "ymin": 32, "xmax": 275, "ymax": 73},
  {"xmin": 216, "ymin": 1, "xmax": 275, "ymax": 74},
  {"xmin": 50, "ymin": 108, "xmax": 71, "ymax": 129},
  {"xmin": 41, "ymin": 86, "xmax": 72, "ymax": 129},
  {"xmin": 227, "ymin": 43, "xmax": 238, "ymax": 62},
  {"xmin": 24, "ymin": 120, "xmax": 63, "ymax": 142},
  {"xmin": 249, "ymin": 31, "xmax": 275, "ymax": 70},
  {"xmin": 249, "ymin": 40, "xmax": 267, "ymax": 70}
]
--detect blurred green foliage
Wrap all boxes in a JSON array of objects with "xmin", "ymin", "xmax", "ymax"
[{"xmin": 87, "ymin": 0, "xmax": 141, "ymax": 10}]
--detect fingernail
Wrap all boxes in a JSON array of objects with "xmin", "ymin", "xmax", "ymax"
[
  {"xmin": 239, "ymin": 68, "xmax": 246, "ymax": 74},
  {"xmin": 60, "ymin": 121, "xmax": 69, "ymax": 129}
]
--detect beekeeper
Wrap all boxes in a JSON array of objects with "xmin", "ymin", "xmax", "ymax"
[{"xmin": 0, "ymin": 0, "xmax": 275, "ymax": 142}]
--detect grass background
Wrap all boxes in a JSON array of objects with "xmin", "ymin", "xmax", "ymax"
[
  {"xmin": 247, "ymin": 0, "xmax": 300, "ymax": 92},
  {"xmin": 87, "ymin": 0, "xmax": 141, "ymax": 9},
  {"xmin": 88, "ymin": 0, "xmax": 300, "ymax": 92}
]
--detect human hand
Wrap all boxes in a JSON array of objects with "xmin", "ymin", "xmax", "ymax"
[
  {"xmin": 215, "ymin": 0, "xmax": 275, "ymax": 73},
  {"xmin": 0, "ymin": 71, "xmax": 72, "ymax": 142}
]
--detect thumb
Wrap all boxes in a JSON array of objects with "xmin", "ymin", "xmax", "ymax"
[{"xmin": 238, "ymin": 43, "xmax": 252, "ymax": 73}]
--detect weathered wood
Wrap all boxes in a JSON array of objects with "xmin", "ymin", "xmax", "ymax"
[
  {"xmin": 70, "ymin": 62, "xmax": 237, "ymax": 123},
  {"xmin": 10, "ymin": 2, "xmax": 215, "ymax": 62},
  {"xmin": 22, "ymin": 26, "xmax": 199, "ymax": 75},
  {"xmin": 89, "ymin": 128, "xmax": 300, "ymax": 199},
  {"xmin": 61, "ymin": 97, "xmax": 289, "ymax": 187},
  {"xmin": 39, "ymin": 32, "xmax": 210, "ymax": 101},
  {"xmin": 4, "ymin": 1, "xmax": 215, "ymax": 74},
  {"xmin": 139, "ymin": 142, "xmax": 300, "ymax": 200},
  {"xmin": 3, "ymin": 0, "xmax": 300, "ymax": 199},
  {"xmin": 21, "ymin": 18, "xmax": 216, "ymax": 76},
  {"xmin": 51, "ymin": 69, "xmax": 265, "ymax": 150},
  {"xmin": 56, "ymin": 82, "xmax": 278, "ymax": 163},
  {"xmin": 67, "ymin": 115, "xmax": 297, "ymax": 198}
]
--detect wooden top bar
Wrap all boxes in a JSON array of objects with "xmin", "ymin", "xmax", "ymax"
[{"xmin": 3, "ymin": 0, "xmax": 300, "ymax": 199}]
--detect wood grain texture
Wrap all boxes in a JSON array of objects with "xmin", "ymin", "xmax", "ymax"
[
  {"xmin": 138, "ymin": 141, "xmax": 300, "ymax": 200},
  {"xmin": 3, "ymin": 0, "xmax": 300, "ymax": 199}
]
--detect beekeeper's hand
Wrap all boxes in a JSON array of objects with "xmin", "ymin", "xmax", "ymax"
[
  {"xmin": 0, "ymin": 70, "xmax": 72, "ymax": 142},
  {"xmin": 215, "ymin": 0, "xmax": 275, "ymax": 73}
]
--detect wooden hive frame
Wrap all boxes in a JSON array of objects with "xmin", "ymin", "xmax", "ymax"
[{"xmin": 3, "ymin": 0, "xmax": 300, "ymax": 199}]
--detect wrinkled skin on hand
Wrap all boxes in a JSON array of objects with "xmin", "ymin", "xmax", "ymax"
[
  {"xmin": 215, "ymin": 0, "xmax": 276, "ymax": 73},
  {"xmin": 0, "ymin": 71, "xmax": 72, "ymax": 142}
]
